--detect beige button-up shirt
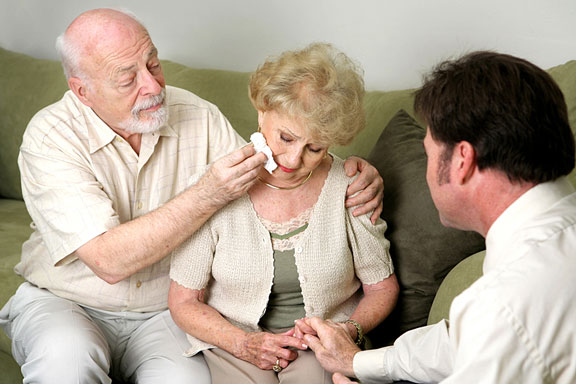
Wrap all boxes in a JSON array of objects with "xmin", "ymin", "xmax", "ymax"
[{"xmin": 16, "ymin": 86, "xmax": 245, "ymax": 312}]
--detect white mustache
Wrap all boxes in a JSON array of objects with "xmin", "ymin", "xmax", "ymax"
[{"xmin": 131, "ymin": 89, "xmax": 166, "ymax": 118}]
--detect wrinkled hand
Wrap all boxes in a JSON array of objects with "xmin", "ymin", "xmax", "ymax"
[
  {"xmin": 235, "ymin": 331, "xmax": 307, "ymax": 371},
  {"xmin": 293, "ymin": 318, "xmax": 356, "ymax": 342},
  {"xmin": 301, "ymin": 317, "xmax": 360, "ymax": 378},
  {"xmin": 293, "ymin": 318, "xmax": 316, "ymax": 340},
  {"xmin": 343, "ymin": 156, "xmax": 384, "ymax": 224},
  {"xmin": 196, "ymin": 145, "xmax": 267, "ymax": 209}
]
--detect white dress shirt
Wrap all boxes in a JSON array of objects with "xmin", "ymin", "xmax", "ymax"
[{"xmin": 354, "ymin": 177, "xmax": 576, "ymax": 384}]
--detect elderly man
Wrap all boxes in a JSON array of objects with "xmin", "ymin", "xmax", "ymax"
[
  {"xmin": 298, "ymin": 51, "xmax": 576, "ymax": 384},
  {"xmin": 0, "ymin": 8, "xmax": 383, "ymax": 384}
]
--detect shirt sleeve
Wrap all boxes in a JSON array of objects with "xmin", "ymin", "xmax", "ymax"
[
  {"xmin": 169, "ymin": 211, "xmax": 216, "ymax": 290},
  {"xmin": 206, "ymin": 106, "xmax": 247, "ymax": 163},
  {"xmin": 354, "ymin": 320, "xmax": 454, "ymax": 384},
  {"xmin": 345, "ymin": 194, "xmax": 394, "ymax": 284},
  {"xmin": 18, "ymin": 129, "xmax": 120, "ymax": 266}
]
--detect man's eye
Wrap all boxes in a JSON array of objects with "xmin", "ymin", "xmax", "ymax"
[{"xmin": 120, "ymin": 79, "xmax": 135, "ymax": 87}]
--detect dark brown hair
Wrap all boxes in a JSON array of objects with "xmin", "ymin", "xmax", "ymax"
[{"xmin": 414, "ymin": 51, "xmax": 575, "ymax": 183}]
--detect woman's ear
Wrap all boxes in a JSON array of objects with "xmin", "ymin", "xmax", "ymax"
[{"xmin": 257, "ymin": 110, "xmax": 265, "ymax": 131}]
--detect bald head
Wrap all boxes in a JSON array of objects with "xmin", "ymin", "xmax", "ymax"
[{"xmin": 56, "ymin": 8, "xmax": 150, "ymax": 80}]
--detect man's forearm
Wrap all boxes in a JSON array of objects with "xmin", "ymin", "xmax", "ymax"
[
  {"xmin": 75, "ymin": 144, "xmax": 266, "ymax": 283},
  {"xmin": 75, "ymin": 181, "xmax": 223, "ymax": 284}
]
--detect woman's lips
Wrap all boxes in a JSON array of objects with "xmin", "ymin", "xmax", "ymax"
[{"xmin": 278, "ymin": 164, "xmax": 295, "ymax": 173}]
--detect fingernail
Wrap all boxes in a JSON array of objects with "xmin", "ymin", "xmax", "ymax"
[{"xmin": 302, "ymin": 344, "xmax": 308, "ymax": 349}]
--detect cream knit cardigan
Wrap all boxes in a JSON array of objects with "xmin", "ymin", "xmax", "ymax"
[{"xmin": 170, "ymin": 156, "xmax": 394, "ymax": 356}]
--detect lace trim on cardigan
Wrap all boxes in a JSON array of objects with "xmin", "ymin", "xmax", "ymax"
[{"xmin": 258, "ymin": 207, "xmax": 313, "ymax": 251}]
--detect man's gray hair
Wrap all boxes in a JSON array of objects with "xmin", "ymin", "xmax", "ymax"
[{"xmin": 55, "ymin": 8, "xmax": 143, "ymax": 82}]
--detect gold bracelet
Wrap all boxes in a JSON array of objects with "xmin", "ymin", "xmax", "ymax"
[{"xmin": 344, "ymin": 319, "xmax": 364, "ymax": 347}]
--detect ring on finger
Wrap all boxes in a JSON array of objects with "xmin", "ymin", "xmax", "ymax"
[{"xmin": 273, "ymin": 358, "xmax": 282, "ymax": 373}]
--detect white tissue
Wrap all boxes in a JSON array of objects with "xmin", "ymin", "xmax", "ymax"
[{"xmin": 250, "ymin": 132, "xmax": 278, "ymax": 174}]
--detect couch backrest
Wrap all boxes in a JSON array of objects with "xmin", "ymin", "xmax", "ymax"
[{"xmin": 1, "ymin": 46, "xmax": 576, "ymax": 200}]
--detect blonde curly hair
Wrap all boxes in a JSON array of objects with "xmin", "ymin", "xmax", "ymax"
[{"xmin": 249, "ymin": 42, "xmax": 365, "ymax": 147}]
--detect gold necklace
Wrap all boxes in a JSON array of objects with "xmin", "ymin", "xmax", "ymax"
[{"xmin": 258, "ymin": 170, "xmax": 313, "ymax": 190}]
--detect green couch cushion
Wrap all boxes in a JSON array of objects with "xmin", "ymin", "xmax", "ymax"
[
  {"xmin": 548, "ymin": 60, "xmax": 576, "ymax": 188},
  {"xmin": 367, "ymin": 110, "xmax": 486, "ymax": 346},
  {"xmin": 427, "ymin": 250, "xmax": 485, "ymax": 325},
  {"xmin": 162, "ymin": 60, "xmax": 258, "ymax": 143},
  {"xmin": 0, "ymin": 199, "xmax": 31, "ymax": 370},
  {"xmin": 0, "ymin": 48, "xmax": 69, "ymax": 200}
]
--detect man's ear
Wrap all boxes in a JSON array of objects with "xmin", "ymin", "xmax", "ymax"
[
  {"xmin": 454, "ymin": 141, "xmax": 477, "ymax": 184},
  {"xmin": 68, "ymin": 77, "xmax": 92, "ymax": 107}
]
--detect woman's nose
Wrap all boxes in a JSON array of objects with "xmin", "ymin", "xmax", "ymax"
[{"xmin": 285, "ymin": 148, "xmax": 304, "ymax": 168}]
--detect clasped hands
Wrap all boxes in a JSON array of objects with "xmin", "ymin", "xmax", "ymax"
[{"xmin": 237, "ymin": 317, "xmax": 360, "ymax": 380}]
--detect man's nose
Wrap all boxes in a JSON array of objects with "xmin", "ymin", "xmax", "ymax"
[{"xmin": 139, "ymin": 69, "xmax": 163, "ymax": 96}]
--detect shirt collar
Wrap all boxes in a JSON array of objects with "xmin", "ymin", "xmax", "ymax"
[
  {"xmin": 67, "ymin": 91, "xmax": 178, "ymax": 154},
  {"xmin": 484, "ymin": 177, "xmax": 575, "ymax": 272}
]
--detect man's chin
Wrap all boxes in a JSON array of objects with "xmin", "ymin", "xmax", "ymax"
[{"xmin": 121, "ymin": 110, "xmax": 167, "ymax": 134}]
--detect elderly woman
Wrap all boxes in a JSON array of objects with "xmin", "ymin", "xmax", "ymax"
[{"xmin": 168, "ymin": 43, "xmax": 399, "ymax": 384}]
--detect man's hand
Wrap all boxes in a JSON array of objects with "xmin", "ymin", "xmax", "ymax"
[
  {"xmin": 343, "ymin": 156, "xmax": 384, "ymax": 224},
  {"xmin": 196, "ymin": 144, "xmax": 267, "ymax": 210},
  {"xmin": 301, "ymin": 317, "xmax": 361, "ymax": 378}
]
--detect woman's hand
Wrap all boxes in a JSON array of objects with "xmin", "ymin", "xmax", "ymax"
[
  {"xmin": 343, "ymin": 156, "xmax": 384, "ymax": 224},
  {"xmin": 235, "ymin": 330, "xmax": 307, "ymax": 370}
]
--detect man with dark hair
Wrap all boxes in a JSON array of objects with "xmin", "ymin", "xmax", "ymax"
[{"xmin": 297, "ymin": 51, "xmax": 576, "ymax": 383}]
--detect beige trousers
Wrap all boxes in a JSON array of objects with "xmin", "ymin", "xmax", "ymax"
[{"xmin": 203, "ymin": 347, "xmax": 333, "ymax": 384}]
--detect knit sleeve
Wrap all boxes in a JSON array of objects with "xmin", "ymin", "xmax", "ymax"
[
  {"xmin": 345, "ymin": 204, "xmax": 394, "ymax": 285},
  {"xmin": 169, "ymin": 217, "xmax": 216, "ymax": 290}
]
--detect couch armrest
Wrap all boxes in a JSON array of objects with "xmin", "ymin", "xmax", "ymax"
[{"xmin": 427, "ymin": 251, "xmax": 485, "ymax": 325}]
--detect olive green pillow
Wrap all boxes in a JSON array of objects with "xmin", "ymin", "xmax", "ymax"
[{"xmin": 367, "ymin": 109, "xmax": 485, "ymax": 347}]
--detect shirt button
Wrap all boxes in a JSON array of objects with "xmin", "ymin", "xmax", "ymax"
[
  {"xmin": 295, "ymin": 247, "xmax": 303, "ymax": 253},
  {"xmin": 115, "ymin": 137, "xmax": 123, "ymax": 143},
  {"xmin": 136, "ymin": 280, "xmax": 142, "ymax": 288},
  {"xmin": 136, "ymin": 201, "xmax": 143, "ymax": 209}
]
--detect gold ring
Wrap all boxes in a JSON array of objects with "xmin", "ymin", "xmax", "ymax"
[{"xmin": 273, "ymin": 358, "xmax": 282, "ymax": 373}]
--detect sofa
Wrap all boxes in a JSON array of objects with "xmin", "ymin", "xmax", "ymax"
[{"xmin": 1, "ymin": 46, "xmax": 575, "ymax": 383}]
